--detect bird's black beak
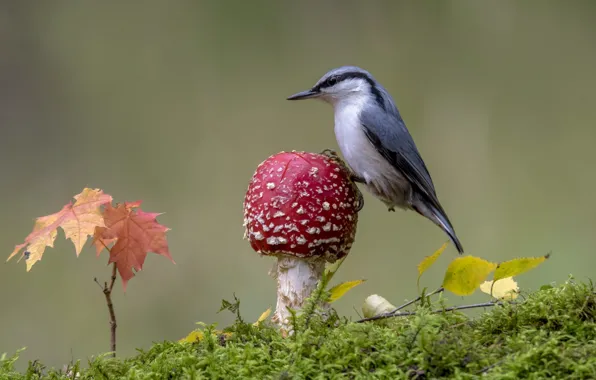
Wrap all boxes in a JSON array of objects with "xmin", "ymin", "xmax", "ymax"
[{"xmin": 286, "ymin": 89, "xmax": 320, "ymax": 100}]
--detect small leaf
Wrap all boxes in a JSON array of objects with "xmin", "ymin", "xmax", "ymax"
[
  {"xmin": 179, "ymin": 330, "xmax": 204, "ymax": 344},
  {"xmin": 8, "ymin": 188, "xmax": 112, "ymax": 271},
  {"xmin": 417, "ymin": 241, "xmax": 449, "ymax": 288},
  {"xmin": 328, "ymin": 279, "xmax": 366, "ymax": 303},
  {"xmin": 252, "ymin": 308, "xmax": 271, "ymax": 326},
  {"xmin": 540, "ymin": 284, "xmax": 554, "ymax": 291},
  {"xmin": 324, "ymin": 257, "xmax": 346, "ymax": 283},
  {"xmin": 362, "ymin": 294, "xmax": 396, "ymax": 318},
  {"xmin": 93, "ymin": 201, "xmax": 174, "ymax": 291},
  {"xmin": 480, "ymin": 277, "xmax": 519, "ymax": 300},
  {"xmin": 493, "ymin": 254, "xmax": 550, "ymax": 281},
  {"xmin": 442, "ymin": 256, "xmax": 497, "ymax": 296}
]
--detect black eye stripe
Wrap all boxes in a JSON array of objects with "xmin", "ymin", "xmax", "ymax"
[
  {"xmin": 313, "ymin": 71, "xmax": 386, "ymax": 111},
  {"xmin": 318, "ymin": 72, "xmax": 371, "ymax": 90}
]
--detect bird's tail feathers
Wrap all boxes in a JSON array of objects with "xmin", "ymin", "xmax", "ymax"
[{"xmin": 413, "ymin": 201, "xmax": 464, "ymax": 254}]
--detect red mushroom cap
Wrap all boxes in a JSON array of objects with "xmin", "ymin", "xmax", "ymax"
[{"xmin": 243, "ymin": 151, "xmax": 359, "ymax": 262}]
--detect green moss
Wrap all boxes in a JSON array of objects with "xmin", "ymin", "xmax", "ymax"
[{"xmin": 2, "ymin": 280, "xmax": 596, "ymax": 379}]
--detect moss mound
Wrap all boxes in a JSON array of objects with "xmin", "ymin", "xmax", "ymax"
[{"xmin": 2, "ymin": 280, "xmax": 596, "ymax": 379}]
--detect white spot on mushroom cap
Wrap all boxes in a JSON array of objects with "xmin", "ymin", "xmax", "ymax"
[
  {"xmin": 311, "ymin": 237, "xmax": 341, "ymax": 246},
  {"xmin": 273, "ymin": 211, "xmax": 285, "ymax": 218},
  {"xmin": 306, "ymin": 227, "xmax": 320, "ymax": 234},
  {"xmin": 266, "ymin": 236, "xmax": 287, "ymax": 245},
  {"xmin": 322, "ymin": 202, "xmax": 330, "ymax": 210},
  {"xmin": 296, "ymin": 236, "xmax": 307, "ymax": 245},
  {"xmin": 284, "ymin": 223, "xmax": 299, "ymax": 232},
  {"xmin": 296, "ymin": 206, "xmax": 305, "ymax": 214},
  {"xmin": 253, "ymin": 231, "xmax": 264, "ymax": 240}
]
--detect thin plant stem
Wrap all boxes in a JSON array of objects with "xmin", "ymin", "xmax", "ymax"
[
  {"xmin": 356, "ymin": 301, "xmax": 509, "ymax": 323},
  {"xmin": 94, "ymin": 240, "xmax": 118, "ymax": 357}
]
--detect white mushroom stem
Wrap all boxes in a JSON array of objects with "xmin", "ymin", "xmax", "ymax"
[{"xmin": 270, "ymin": 255, "xmax": 327, "ymax": 329}]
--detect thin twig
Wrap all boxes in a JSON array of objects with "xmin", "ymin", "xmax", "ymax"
[
  {"xmin": 356, "ymin": 301, "xmax": 508, "ymax": 323},
  {"xmin": 93, "ymin": 278, "xmax": 103, "ymax": 290},
  {"xmin": 94, "ymin": 240, "xmax": 118, "ymax": 358},
  {"xmin": 108, "ymin": 262, "xmax": 117, "ymax": 292},
  {"xmin": 477, "ymin": 357, "xmax": 507, "ymax": 375},
  {"xmin": 102, "ymin": 263, "xmax": 118, "ymax": 357},
  {"xmin": 388, "ymin": 287, "xmax": 445, "ymax": 315}
]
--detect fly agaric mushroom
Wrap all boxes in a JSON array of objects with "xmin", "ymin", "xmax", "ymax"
[{"xmin": 243, "ymin": 151, "xmax": 360, "ymax": 328}]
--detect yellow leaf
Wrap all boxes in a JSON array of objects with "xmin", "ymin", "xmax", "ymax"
[
  {"xmin": 253, "ymin": 308, "xmax": 271, "ymax": 326},
  {"xmin": 179, "ymin": 329, "xmax": 232, "ymax": 344},
  {"xmin": 7, "ymin": 188, "xmax": 112, "ymax": 271},
  {"xmin": 417, "ymin": 241, "xmax": 449, "ymax": 288},
  {"xmin": 362, "ymin": 294, "xmax": 396, "ymax": 318},
  {"xmin": 480, "ymin": 277, "xmax": 519, "ymax": 300},
  {"xmin": 442, "ymin": 256, "xmax": 497, "ymax": 296},
  {"xmin": 179, "ymin": 330, "xmax": 204, "ymax": 343},
  {"xmin": 328, "ymin": 279, "xmax": 366, "ymax": 303},
  {"xmin": 493, "ymin": 255, "xmax": 550, "ymax": 281},
  {"xmin": 324, "ymin": 257, "xmax": 346, "ymax": 283}
]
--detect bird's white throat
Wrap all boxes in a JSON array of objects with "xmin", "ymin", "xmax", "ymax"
[{"xmin": 333, "ymin": 96, "xmax": 385, "ymax": 184}]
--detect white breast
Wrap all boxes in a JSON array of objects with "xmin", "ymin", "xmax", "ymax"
[
  {"xmin": 332, "ymin": 96, "xmax": 410, "ymax": 208},
  {"xmin": 333, "ymin": 97, "xmax": 388, "ymax": 183}
]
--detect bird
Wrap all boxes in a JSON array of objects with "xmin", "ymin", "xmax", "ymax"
[{"xmin": 286, "ymin": 66, "xmax": 464, "ymax": 253}]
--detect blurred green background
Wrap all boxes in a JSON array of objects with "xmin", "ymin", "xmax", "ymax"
[{"xmin": 2, "ymin": 0, "xmax": 595, "ymax": 369}]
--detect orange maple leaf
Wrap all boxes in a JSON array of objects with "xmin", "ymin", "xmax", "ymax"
[
  {"xmin": 7, "ymin": 188, "xmax": 113, "ymax": 271},
  {"xmin": 93, "ymin": 201, "xmax": 174, "ymax": 290}
]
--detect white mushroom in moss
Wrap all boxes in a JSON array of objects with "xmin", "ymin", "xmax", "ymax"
[{"xmin": 243, "ymin": 151, "xmax": 360, "ymax": 328}]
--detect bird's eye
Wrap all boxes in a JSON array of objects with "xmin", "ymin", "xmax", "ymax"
[{"xmin": 326, "ymin": 76, "xmax": 338, "ymax": 87}]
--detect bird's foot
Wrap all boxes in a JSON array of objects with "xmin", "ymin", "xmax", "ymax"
[
  {"xmin": 355, "ymin": 190, "xmax": 364, "ymax": 213},
  {"xmin": 320, "ymin": 149, "xmax": 365, "ymax": 182},
  {"xmin": 387, "ymin": 206, "xmax": 396, "ymax": 212},
  {"xmin": 320, "ymin": 148, "xmax": 365, "ymax": 212},
  {"xmin": 320, "ymin": 148, "xmax": 341, "ymax": 161},
  {"xmin": 350, "ymin": 174, "xmax": 366, "ymax": 184}
]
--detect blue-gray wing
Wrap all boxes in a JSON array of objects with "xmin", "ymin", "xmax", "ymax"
[{"xmin": 360, "ymin": 107, "xmax": 441, "ymax": 208}]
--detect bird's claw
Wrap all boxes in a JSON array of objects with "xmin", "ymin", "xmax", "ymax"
[
  {"xmin": 320, "ymin": 148, "xmax": 365, "ymax": 212},
  {"xmin": 355, "ymin": 190, "xmax": 364, "ymax": 212},
  {"xmin": 320, "ymin": 148, "xmax": 340, "ymax": 159},
  {"xmin": 350, "ymin": 174, "xmax": 366, "ymax": 184},
  {"xmin": 387, "ymin": 206, "xmax": 396, "ymax": 212}
]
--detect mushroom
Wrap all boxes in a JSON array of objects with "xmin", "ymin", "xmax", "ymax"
[{"xmin": 243, "ymin": 151, "xmax": 360, "ymax": 328}]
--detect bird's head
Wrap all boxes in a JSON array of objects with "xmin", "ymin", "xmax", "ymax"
[{"xmin": 287, "ymin": 66, "xmax": 380, "ymax": 107}]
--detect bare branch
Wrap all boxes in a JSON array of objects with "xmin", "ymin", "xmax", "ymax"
[
  {"xmin": 387, "ymin": 287, "xmax": 445, "ymax": 315},
  {"xmin": 95, "ymin": 255, "xmax": 118, "ymax": 357},
  {"xmin": 356, "ymin": 300, "xmax": 510, "ymax": 323}
]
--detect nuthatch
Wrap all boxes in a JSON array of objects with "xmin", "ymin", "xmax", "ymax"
[{"xmin": 287, "ymin": 66, "xmax": 464, "ymax": 253}]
